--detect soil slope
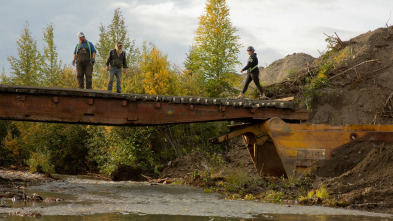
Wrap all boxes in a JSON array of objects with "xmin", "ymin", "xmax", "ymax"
[
  {"xmin": 309, "ymin": 27, "xmax": 393, "ymax": 125},
  {"xmin": 321, "ymin": 143, "xmax": 393, "ymax": 210},
  {"xmin": 260, "ymin": 53, "xmax": 315, "ymax": 85},
  {"xmin": 238, "ymin": 53, "xmax": 315, "ymax": 93},
  {"xmin": 302, "ymin": 26, "xmax": 393, "ymax": 210}
]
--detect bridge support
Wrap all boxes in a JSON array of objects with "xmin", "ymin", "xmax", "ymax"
[{"xmin": 212, "ymin": 118, "xmax": 393, "ymax": 178}]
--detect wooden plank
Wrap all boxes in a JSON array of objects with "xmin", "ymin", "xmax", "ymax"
[{"xmin": 274, "ymin": 97, "xmax": 294, "ymax": 101}]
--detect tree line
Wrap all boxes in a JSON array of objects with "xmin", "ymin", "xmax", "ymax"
[{"xmin": 0, "ymin": 0, "xmax": 243, "ymax": 177}]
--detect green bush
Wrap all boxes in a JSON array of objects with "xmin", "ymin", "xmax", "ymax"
[
  {"xmin": 27, "ymin": 152, "xmax": 55, "ymax": 174},
  {"xmin": 87, "ymin": 122, "xmax": 229, "ymax": 178},
  {"xmin": 87, "ymin": 126, "xmax": 156, "ymax": 176}
]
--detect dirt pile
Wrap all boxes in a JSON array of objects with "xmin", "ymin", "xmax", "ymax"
[
  {"xmin": 239, "ymin": 53, "xmax": 315, "ymax": 94},
  {"xmin": 315, "ymin": 142, "xmax": 376, "ymax": 178},
  {"xmin": 317, "ymin": 142, "xmax": 393, "ymax": 210},
  {"xmin": 224, "ymin": 140, "xmax": 258, "ymax": 175},
  {"xmin": 160, "ymin": 151, "xmax": 211, "ymax": 178},
  {"xmin": 260, "ymin": 53, "xmax": 315, "ymax": 85},
  {"xmin": 309, "ymin": 27, "xmax": 393, "ymax": 125},
  {"xmin": 160, "ymin": 139, "xmax": 257, "ymax": 179},
  {"xmin": 305, "ymin": 26, "xmax": 393, "ymax": 210}
]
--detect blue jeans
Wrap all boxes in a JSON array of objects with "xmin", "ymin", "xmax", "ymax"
[{"xmin": 108, "ymin": 68, "xmax": 122, "ymax": 93}]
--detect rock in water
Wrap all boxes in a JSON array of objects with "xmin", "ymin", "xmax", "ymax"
[{"xmin": 30, "ymin": 193, "xmax": 43, "ymax": 201}]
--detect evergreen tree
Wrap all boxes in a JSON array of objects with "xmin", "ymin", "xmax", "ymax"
[
  {"xmin": 95, "ymin": 8, "xmax": 136, "ymax": 66},
  {"xmin": 95, "ymin": 24, "xmax": 113, "ymax": 68},
  {"xmin": 0, "ymin": 67, "xmax": 9, "ymax": 84},
  {"xmin": 186, "ymin": 0, "xmax": 241, "ymax": 97},
  {"xmin": 7, "ymin": 22, "xmax": 42, "ymax": 86},
  {"xmin": 42, "ymin": 23, "xmax": 62, "ymax": 87},
  {"xmin": 95, "ymin": 8, "xmax": 139, "ymax": 91}
]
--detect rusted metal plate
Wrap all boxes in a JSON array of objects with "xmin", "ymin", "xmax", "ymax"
[
  {"xmin": 0, "ymin": 85, "xmax": 308, "ymax": 125},
  {"xmin": 296, "ymin": 148, "xmax": 326, "ymax": 160}
]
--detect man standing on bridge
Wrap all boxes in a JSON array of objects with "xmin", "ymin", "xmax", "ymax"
[
  {"xmin": 237, "ymin": 46, "xmax": 267, "ymax": 99},
  {"xmin": 72, "ymin": 32, "xmax": 97, "ymax": 89},
  {"xmin": 106, "ymin": 42, "xmax": 128, "ymax": 93}
]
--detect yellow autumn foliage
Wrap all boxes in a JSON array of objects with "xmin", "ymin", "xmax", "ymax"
[{"xmin": 141, "ymin": 46, "xmax": 178, "ymax": 95}]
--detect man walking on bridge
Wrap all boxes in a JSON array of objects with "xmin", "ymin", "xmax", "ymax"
[
  {"xmin": 237, "ymin": 46, "xmax": 267, "ymax": 99},
  {"xmin": 72, "ymin": 32, "xmax": 97, "ymax": 89},
  {"xmin": 106, "ymin": 42, "xmax": 128, "ymax": 93}
]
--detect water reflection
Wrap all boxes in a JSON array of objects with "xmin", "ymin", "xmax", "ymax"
[
  {"xmin": 1, "ymin": 213, "xmax": 391, "ymax": 221},
  {"xmin": 0, "ymin": 176, "xmax": 391, "ymax": 220}
]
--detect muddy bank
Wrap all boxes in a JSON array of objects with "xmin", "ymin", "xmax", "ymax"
[
  {"xmin": 159, "ymin": 141, "xmax": 393, "ymax": 213},
  {"xmin": 317, "ymin": 142, "xmax": 393, "ymax": 211},
  {"xmin": 0, "ymin": 167, "xmax": 54, "ymax": 203},
  {"xmin": 161, "ymin": 139, "xmax": 256, "ymax": 179},
  {"xmin": 0, "ymin": 167, "xmax": 53, "ymax": 186}
]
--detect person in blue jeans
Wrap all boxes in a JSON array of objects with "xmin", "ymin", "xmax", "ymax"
[{"xmin": 106, "ymin": 42, "xmax": 128, "ymax": 93}]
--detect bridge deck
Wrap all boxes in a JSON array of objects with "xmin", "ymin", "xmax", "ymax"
[{"xmin": 0, "ymin": 85, "xmax": 308, "ymax": 125}]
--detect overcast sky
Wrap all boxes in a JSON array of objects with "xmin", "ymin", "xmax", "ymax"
[{"xmin": 1, "ymin": 0, "xmax": 392, "ymax": 74}]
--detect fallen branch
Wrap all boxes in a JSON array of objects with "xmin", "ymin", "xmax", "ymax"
[
  {"xmin": 373, "ymin": 113, "xmax": 378, "ymax": 125},
  {"xmin": 368, "ymin": 64, "xmax": 391, "ymax": 75},
  {"xmin": 378, "ymin": 91, "xmax": 393, "ymax": 120},
  {"xmin": 384, "ymin": 91, "xmax": 393, "ymax": 107},
  {"xmin": 329, "ymin": 59, "xmax": 381, "ymax": 80}
]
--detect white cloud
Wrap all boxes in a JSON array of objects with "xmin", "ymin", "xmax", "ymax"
[
  {"xmin": 1, "ymin": 0, "xmax": 393, "ymax": 74},
  {"xmin": 118, "ymin": 1, "xmax": 202, "ymax": 45}
]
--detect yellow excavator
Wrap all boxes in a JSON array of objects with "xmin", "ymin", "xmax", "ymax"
[{"xmin": 212, "ymin": 117, "xmax": 393, "ymax": 178}]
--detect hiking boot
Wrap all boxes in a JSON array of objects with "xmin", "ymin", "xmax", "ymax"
[
  {"xmin": 259, "ymin": 93, "xmax": 269, "ymax": 100},
  {"xmin": 236, "ymin": 93, "xmax": 244, "ymax": 99}
]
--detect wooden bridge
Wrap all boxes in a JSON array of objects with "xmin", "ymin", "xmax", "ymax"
[{"xmin": 0, "ymin": 85, "xmax": 308, "ymax": 125}]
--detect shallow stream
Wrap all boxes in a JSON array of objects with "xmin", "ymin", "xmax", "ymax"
[{"xmin": 0, "ymin": 175, "xmax": 391, "ymax": 220}]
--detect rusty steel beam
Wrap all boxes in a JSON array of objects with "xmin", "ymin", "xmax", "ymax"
[{"xmin": 0, "ymin": 85, "xmax": 308, "ymax": 126}]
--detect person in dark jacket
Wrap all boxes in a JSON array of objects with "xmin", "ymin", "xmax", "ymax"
[
  {"xmin": 106, "ymin": 42, "xmax": 128, "ymax": 93},
  {"xmin": 72, "ymin": 32, "xmax": 97, "ymax": 89},
  {"xmin": 237, "ymin": 46, "xmax": 267, "ymax": 99}
]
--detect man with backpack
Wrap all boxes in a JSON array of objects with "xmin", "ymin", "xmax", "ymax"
[
  {"xmin": 105, "ymin": 42, "xmax": 128, "ymax": 93},
  {"xmin": 72, "ymin": 32, "xmax": 97, "ymax": 89},
  {"xmin": 237, "ymin": 46, "xmax": 267, "ymax": 99}
]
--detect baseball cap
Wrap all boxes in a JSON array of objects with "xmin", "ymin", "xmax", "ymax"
[
  {"xmin": 247, "ymin": 46, "xmax": 255, "ymax": 51},
  {"xmin": 77, "ymin": 32, "xmax": 85, "ymax": 38}
]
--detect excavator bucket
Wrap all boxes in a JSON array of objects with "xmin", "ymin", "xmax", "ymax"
[{"xmin": 212, "ymin": 118, "xmax": 393, "ymax": 178}]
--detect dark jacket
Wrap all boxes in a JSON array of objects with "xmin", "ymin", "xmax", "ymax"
[
  {"xmin": 106, "ymin": 49, "xmax": 128, "ymax": 69},
  {"xmin": 242, "ymin": 53, "xmax": 259, "ymax": 74}
]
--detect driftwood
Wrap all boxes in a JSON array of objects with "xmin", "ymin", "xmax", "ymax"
[{"xmin": 274, "ymin": 97, "xmax": 294, "ymax": 101}]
